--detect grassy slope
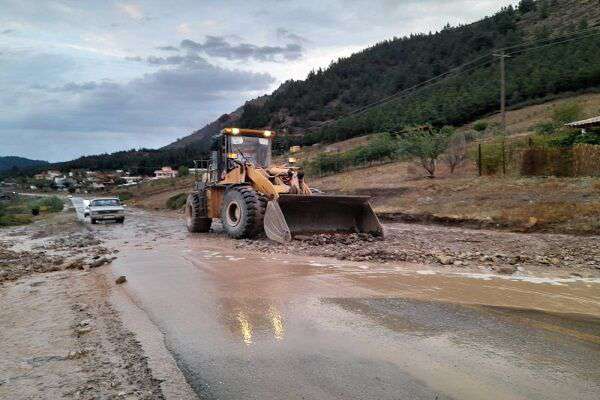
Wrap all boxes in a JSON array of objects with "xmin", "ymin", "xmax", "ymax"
[{"xmin": 307, "ymin": 93, "xmax": 600, "ymax": 234}]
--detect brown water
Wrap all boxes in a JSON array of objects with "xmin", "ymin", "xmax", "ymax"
[{"xmin": 96, "ymin": 209, "xmax": 600, "ymax": 400}]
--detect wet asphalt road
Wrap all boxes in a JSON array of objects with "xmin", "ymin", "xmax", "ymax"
[{"xmin": 96, "ymin": 210, "xmax": 600, "ymax": 400}]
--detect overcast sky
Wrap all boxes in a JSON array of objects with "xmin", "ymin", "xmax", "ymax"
[{"xmin": 0, "ymin": 0, "xmax": 518, "ymax": 162}]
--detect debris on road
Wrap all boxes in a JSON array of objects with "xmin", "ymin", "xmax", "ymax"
[
  {"xmin": 0, "ymin": 215, "xmax": 116, "ymax": 284},
  {"xmin": 115, "ymin": 275, "xmax": 127, "ymax": 284},
  {"xmin": 235, "ymin": 224, "xmax": 600, "ymax": 275}
]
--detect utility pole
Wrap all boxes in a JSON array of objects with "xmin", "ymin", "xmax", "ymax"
[
  {"xmin": 494, "ymin": 51, "xmax": 510, "ymax": 175},
  {"xmin": 494, "ymin": 51, "xmax": 510, "ymax": 132}
]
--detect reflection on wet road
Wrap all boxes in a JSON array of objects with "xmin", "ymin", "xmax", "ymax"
[{"xmin": 97, "ymin": 210, "xmax": 600, "ymax": 400}]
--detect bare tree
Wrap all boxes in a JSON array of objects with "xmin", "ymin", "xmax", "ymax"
[{"xmin": 443, "ymin": 132, "xmax": 468, "ymax": 173}]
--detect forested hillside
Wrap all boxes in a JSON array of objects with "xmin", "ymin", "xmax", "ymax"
[
  {"xmin": 2, "ymin": 143, "xmax": 207, "ymax": 178},
  {"xmin": 236, "ymin": 0, "xmax": 600, "ymax": 145},
  {"xmin": 0, "ymin": 156, "xmax": 48, "ymax": 172}
]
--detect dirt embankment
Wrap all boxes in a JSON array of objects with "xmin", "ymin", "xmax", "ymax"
[
  {"xmin": 235, "ymin": 223, "xmax": 600, "ymax": 277},
  {"xmin": 0, "ymin": 214, "xmax": 166, "ymax": 399}
]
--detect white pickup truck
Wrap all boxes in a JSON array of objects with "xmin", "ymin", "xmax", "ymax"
[{"xmin": 85, "ymin": 197, "xmax": 125, "ymax": 224}]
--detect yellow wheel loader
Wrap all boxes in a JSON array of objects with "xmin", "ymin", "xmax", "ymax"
[{"xmin": 185, "ymin": 128, "xmax": 383, "ymax": 243}]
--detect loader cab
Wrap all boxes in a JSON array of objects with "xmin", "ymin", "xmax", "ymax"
[{"xmin": 210, "ymin": 128, "xmax": 274, "ymax": 182}]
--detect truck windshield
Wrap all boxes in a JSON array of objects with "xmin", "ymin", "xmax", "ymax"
[
  {"xmin": 229, "ymin": 136, "xmax": 271, "ymax": 167},
  {"xmin": 91, "ymin": 199, "xmax": 120, "ymax": 207}
]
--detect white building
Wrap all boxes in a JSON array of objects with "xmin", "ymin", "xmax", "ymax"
[{"xmin": 154, "ymin": 167, "xmax": 178, "ymax": 179}]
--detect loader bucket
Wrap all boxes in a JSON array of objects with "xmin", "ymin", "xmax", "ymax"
[{"xmin": 263, "ymin": 194, "xmax": 384, "ymax": 243}]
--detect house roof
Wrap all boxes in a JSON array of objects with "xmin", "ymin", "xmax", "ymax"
[{"xmin": 566, "ymin": 116, "xmax": 600, "ymax": 128}]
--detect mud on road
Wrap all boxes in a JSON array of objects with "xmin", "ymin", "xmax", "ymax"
[
  {"xmin": 2, "ymin": 206, "xmax": 600, "ymax": 400},
  {"xmin": 235, "ymin": 222, "xmax": 600, "ymax": 277},
  {"xmin": 0, "ymin": 213, "xmax": 166, "ymax": 400},
  {"xmin": 104, "ymin": 208, "xmax": 600, "ymax": 400}
]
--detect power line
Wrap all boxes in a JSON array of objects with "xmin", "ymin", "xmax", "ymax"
[
  {"xmin": 306, "ymin": 26, "xmax": 600, "ymax": 132},
  {"xmin": 308, "ymin": 55, "xmax": 495, "ymax": 130},
  {"xmin": 504, "ymin": 30, "xmax": 600, "ymax": 56},
  {"xmin": 498, "ymin": 25, "xmax": 600, "ymax": 53},
  {"xmin": 308, "ymin": 56, "xmax": 496, "ymax": 130}
]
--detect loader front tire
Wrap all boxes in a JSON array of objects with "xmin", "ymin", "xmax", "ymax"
[
  {"xmin": 221, "ymin": 186, "xmax": 265, "ymax": 239},
  {"xmin": 186, "ymin": 192, "xmax": 211, "ymax": 233}
]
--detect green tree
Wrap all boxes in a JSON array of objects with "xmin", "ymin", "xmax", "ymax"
[
  {"xmin": 178, "ymin": 166, "xmax": 190, "ymax": 177},
  {"xmin": 518, "ymin": 0, "xmax": 536, "ymax": 13},
  {"xmin": 538, "ymin": 0, "xmax": 550, "ymax": 19},
  {"xmin": 400, "ymin": 126, "xmax": 453, "ymax": 178}
]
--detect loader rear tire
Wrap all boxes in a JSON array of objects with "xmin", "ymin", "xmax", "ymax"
[
  {"xmin": 186, "ymin": 192, "xmax": 212, "ymax": 233},
  {"xmin": 221, "ymin": 186, "xmax": 265, "ymax": 239}
]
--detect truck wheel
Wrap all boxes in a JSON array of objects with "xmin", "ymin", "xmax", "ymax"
[
  {"xmin": 186, "ymin": 193, "xmax": 211, "ymax": 233},
  {"xmin": 220, "ymin": 186, "xmax": 265, "ymax": 239},
  {"xmin": 117, "ymin": 217, "xmax": 125, "ymax": 224},
  {"xmin": 91, "ymin": 219, "xmax": 97, "ymax": 224}
]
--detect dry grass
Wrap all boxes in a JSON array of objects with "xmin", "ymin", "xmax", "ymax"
[
  {"xmin": 465, "ymin": 92, "xmax": 600, "ymax": 137},
  {"xmin": 111, "ymin": 176, "xmax": 195, "ymax": 210},
  {"xmin": 573, "ymin": 144, "xmax": 600, "ymax": 177},
  {"xmin": 311, "ymin": 162, "xmax": 600, "ymax": 234}
]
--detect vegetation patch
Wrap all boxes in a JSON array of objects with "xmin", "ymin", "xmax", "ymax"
[
  {"xmin": 0, "ymin": 196, "xmax": 64, "ymax": 227},
  {"xmin": 166, "ymin": 192, "xmax": 188, "ymax": 210}
]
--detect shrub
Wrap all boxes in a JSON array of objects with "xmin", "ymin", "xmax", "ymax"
[
  {"xmin": 32, "ymin": 196, "xmax": 64, "ymax": 213},
  {"xmin": 534, "ymin": 121, "xmax": 557, "ymax": 135},
  {"xmin": 166, "ymin": 193, "xmax": 188, "ymax": 210},
  {"xmin": 306, "ymin": 153, "xmax": 345, "ymax": 176},
  {"xmin": 178, "ymin": 166, "xmax": 190, "ymax": 177},
  {"xmin": 306, "ymin": 133, "xmax": 400, "ymax": 176},
  {"xmin": 116, "ymin": 191, "xmax": 133, "ymax": 201},
  {"xmin": 477, "ymin": 140, "xmax": 505, "ymax": 175},
  {"xmin": 551, "ymin": 102, "xmax": 583, "ymax": 125},
  {"xmin": 473, "ymin": 121, "xmax": 488, "ymax": 132},
  {"xmin": 0, "ymin": 214, "xmax": 33, "ymax": 226}
]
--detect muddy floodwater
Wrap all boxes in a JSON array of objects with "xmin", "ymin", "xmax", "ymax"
[{"xmin": 93, "ymin": 209, "xmax": 600, "ymax": 400}]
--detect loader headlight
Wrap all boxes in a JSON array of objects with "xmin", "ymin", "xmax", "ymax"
[
  {"xmin": 263, "ymin": 130, "xmax": 272, "ymax": 137},
  {"xmin": 231, "ymin": 128, "xmax": 240, "ymax": 135}
]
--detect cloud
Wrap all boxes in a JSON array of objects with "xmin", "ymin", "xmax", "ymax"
[
  {"xmin": 276, "ymin": 28, "xmax": 309, "ymax": 44},
  {"xmin": 125, "ymin": 53, "xmax": 206, "ymax": 66},
  {"xmin": 180, "ymin": 36, "xmax": 304, "ymax": 62},
  {"xmin": 117, "ymin": 3, "xmax": 143, "ymax": 20},
  {"xmin": 7, "ymin": 60, "xmax": 275, "ymax": 135},
  {"xmin": 48, "ymin": 81, "xmax": 106, "ymax": 93},
  {"xmin": 176, "ymin": 23, "xmax": 192, "ymax": 36},
  {"xmin": 156, "ymin": 45, "xmax": 179, "ymax": 52}
]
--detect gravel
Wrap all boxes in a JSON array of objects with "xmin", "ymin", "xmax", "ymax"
[{"xmin": 235, "ymin": 223, "xmax": 600, "ymax": 274}]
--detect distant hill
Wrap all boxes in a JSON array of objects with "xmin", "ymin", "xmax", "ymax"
[
  {"xmin": 168, "ymin": 0, "xmax": 600, "ymax": 150},
  {"xmin": 163, "ymin": 98, "xmax": 267, "ymax": 150},
  {"xmin": 163, "ymin": 105, "xmax": 245, "ymax": 150},
  {"xmin": 0, "ymin": 156, "xmax": 48, "ymax": 172}
]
